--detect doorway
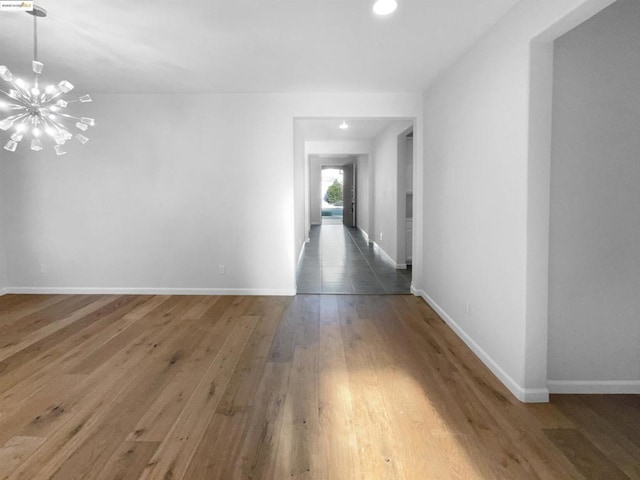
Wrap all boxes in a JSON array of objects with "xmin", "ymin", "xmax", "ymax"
[
  {"xmin": 320, "ymin": 165, "xmax": 355, "ymax": 227},
  {"xmin": 295, "ymin": 118, "xmax": 417, "ymax": 295},
  {"xmin": 321, "ymin": 167, "xmax": 344, "ymax": 224}
]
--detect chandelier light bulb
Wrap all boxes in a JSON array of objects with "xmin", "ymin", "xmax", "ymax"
[
  {"xmin": 373, "ymin": 0, "xmax": 398, "ymax": 15},
  {"xmin": 0, "ymin": 5, "xmax": 95, "ymax": 155},
  {"xmin": 339, "ymin": 120, "xmax": 349, "ymax": 130}
]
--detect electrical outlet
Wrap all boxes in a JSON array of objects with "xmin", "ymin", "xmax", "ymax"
[
  {"xmin": 219, "ymin": 265, "xmax": 225, "ymax": 275},
  {"xmin": 379, "ymin": 232, "xmax": 383, "ymax": 241},
  {"xmin": 40, "ymin": 263, "xmax": 47, "ymax": 274},
  {"xmin": 466, "ymin": 302, "xmax": 470, "ymax": 314}
]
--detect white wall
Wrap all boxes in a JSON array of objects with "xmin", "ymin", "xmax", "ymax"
[
  {"xmin": 547, "ymin": 0, "xmax": 640, "ymax": 393},
  {"xmin": 419, "ymin": 0, "xmax": 616, "ymax": 402},
  {"xmin": 371, "ymin": 121, "xmax": 412, "ymax": 266},
  {"xmin": 356, "ymin": 154, "xmax": 370, "ymax": 239},
  {"xmin": 1, "ymin": 93, "xmax": 421, "ymax": 295},
  {"xmin": 293, "ymin": 121, "xmax": 306, "ymax": 265},
  {"xmin": 0, "ymin": 160, "xmax": 7, "ymax": 293}
]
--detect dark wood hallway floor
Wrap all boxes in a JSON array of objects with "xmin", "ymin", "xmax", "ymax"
[{"xmin": 0, "ymin": 293, "xmax": 638, "ymax": 479}]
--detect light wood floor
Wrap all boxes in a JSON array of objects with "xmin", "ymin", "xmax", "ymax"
[{"xmin": 0, "ymin": 294, "xmax": 638, "ymax": 479}]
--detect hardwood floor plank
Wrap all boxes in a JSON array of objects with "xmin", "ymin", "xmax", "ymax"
[
  {"xmin": 139, "ymin": 314, "xmax": 259, "ymax": 480},
  {"xmin": 43, "ymin": 316, "xmax": 209, "ymax": 480},
  {"xmin": 336, "ymin": 295, "xmax": 407, "ymax": 480},
  {"xmin": 0, "ymin": 295, "xmax": 117, "ymax": 363},
  {"xmin": 0, "ymin": 296, "xmax": 154, "ymax": 397},
  {"xmin": 0, "ymin": 374, "xmax": 86, "ymax": 446},
  {"xmin": 544, "ymin": 428, "xmax": 630, "ymax": 480},
  {"xmin": 354, "ymin": 295, "xmax": 473, "ymax": 478},
  {"xmin": 267, "ymin": 296, "xmax": 303, "ymax": 362},
  {"xmin": 4, "ymin": 297, "xmax": 201, "ymax": 480},
  {"xmin": 215, "ymin": 296, "xmax": 288, "ymax": 416},
  {"xmin": 0, "ymin": 436, "xmax": 46, "ymax": 478},
  {"xmin": 0, "ymin": 293, "xmax": 637, "ymax": 479},
  {"xmin": 316, "ymin": 295, "xmax": 358, "ymax": 479},
  {"xmin": 94, "ymin": 441, "xmax": 160, "ymax": 480},
  {"xmin": 0, "ymin": 295, "xmax": 94, "ymax": 340},
  {"xmin": 233, "ymin": 362, "xmax": 292, "ymax": 480},
  {"xmin": 552, "ymin": 395, "xmax": 640, "ymax": 479},
  {"xmin": 182, "ymin": 409, "xmax": 250, "ymax": 480},
  {"xmin": 127, "ymin": 296, "xmax": 256, "ymax": 442},
  {"xmin": 0, "ymin": 295, "xmax": 66, "ymax": 329},
  {"xmin": 272, "ymin": 297, "xmax": 321, "ymax": 478},
  {"xmin": 66, "ymin": 295, "xmax": 216, "ymax": 376}
]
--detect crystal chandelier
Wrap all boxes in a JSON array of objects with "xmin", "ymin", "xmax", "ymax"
[{"xmin": 0, "ymin": 5, "xmax": 94, "ymax": 155}]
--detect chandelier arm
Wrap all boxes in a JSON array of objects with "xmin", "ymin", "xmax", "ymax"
[
  {"xmin": 44, "ymin": 115, "xmax": 67, "ymax": 132},
  {"xmin": 42, "ymin": 90, "xmax": 62, "ymax": 103},
  {"xmin": 41, "ymin": 115, "xmax": 60, "ymax": 134},
  {"xmin": 10, "ymin": 81, "xmax": 32, "ymax": 102},
  {"xmin": 5, "ymin": 112, "xmax": 29, "ymax": 125},
  {"xmin": 58, "ymin": 112, "xmax": 82, "ymax": 121}
]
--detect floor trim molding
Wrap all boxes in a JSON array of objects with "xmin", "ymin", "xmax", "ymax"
[
  {"xmin": 0, "ymin": 288, "xmax": 8, "ymax": 297},
  {"xmin": 548, "ymin": 380, "xmax": 640, "ymax": 394},
  {"xmin": 357, "ymin": 226, "xmax": 372, "ymax": 245},
  {"xmin": 4, "ymin": 287, "xmax": 296, "ymax": 296},
  {"xmin": 412, "ymin": 287, "xmax": 549, "ymax": 403},
  {"xmin": 296, "ymin": 238, "xmax": 308, "ymax": 268},
  {"xmin": 372, "ymin": 241, "xmax": 406, "ymax": 270}
]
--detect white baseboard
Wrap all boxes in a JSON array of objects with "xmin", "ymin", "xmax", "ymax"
[
  {"xmin": 0, "ymin": 288, "xmax": 8, "ymax": 297},
  {"xmin": 412, "ymin": 288, "xmax": 549, "ymax": 403},
  {"xmin": 372, "ymin": 242, "xmax": 406, "ymax": 270},
  {"xmin": 357, "ymin": 226, "xmax": 372, "ymax": 244},
  {"xmin": 548, "ymin": 380, "xmax": 640, "ymax": 394},
  {"xmin": 297, "ymin": 239, "xmax": 307, "ymax": 267},
  {"xmin": 4, "ymin": 287, "xmax": 296, "ymax": 296}
]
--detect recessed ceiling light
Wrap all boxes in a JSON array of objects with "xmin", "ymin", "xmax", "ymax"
[
  {"xmin": 339, "ymin": 121, "xmax": 349, "ymax": 130},
  {"xmin": 373, "ymin": 0, "xmax": 397, "ymax": 16}
]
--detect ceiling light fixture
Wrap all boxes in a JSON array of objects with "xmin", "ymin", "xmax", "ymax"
[
  {"xmin": 373, "ymin": 0, "xmax": 398, "ymax": 16},
  {"xmin": 0, "ymin": 5, "xmax": 94, "ymax": 155},
  {"xmin": 339, "ymin": 120, "xmax": 349, "ymax": 130}
]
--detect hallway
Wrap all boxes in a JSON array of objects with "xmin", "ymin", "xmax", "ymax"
[{"xmin": 296, "ymin": 224, "xmax": 412, "ymax": 294}]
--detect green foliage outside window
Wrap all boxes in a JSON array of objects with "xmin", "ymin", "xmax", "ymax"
[{"xmin": 325, "ymin": 180, "xmax": 343, "ymax": 204}]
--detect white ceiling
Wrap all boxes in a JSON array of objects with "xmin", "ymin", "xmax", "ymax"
[
  {"xmin": 298, "ymin": 117, "xmax": 401, "ymax": 141},
  {"xmin": 0, "ymin": 0, "xmax": 519, "ymax": 94}
]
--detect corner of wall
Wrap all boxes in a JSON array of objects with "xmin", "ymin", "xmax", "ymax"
[
  {"xmin": 412, "ymin": 287, "xmax": 549, "ymax": 403},
  {"xmin": 0, "ymin": 162, "xmax": 7, "ymax": 296}
]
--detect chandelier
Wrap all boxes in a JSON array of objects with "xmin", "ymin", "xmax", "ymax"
[{"xmin": 0, "ymin": 5, "xmax": 94, "ymax": 155}]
